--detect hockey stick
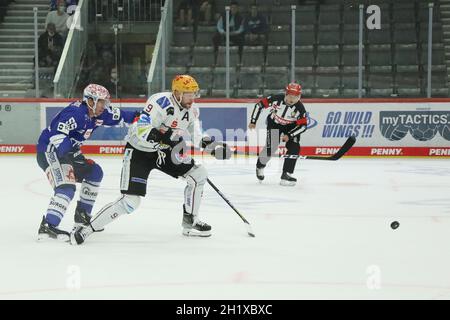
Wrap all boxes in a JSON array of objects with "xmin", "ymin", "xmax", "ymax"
[
  {"xmin": 207, "ymin": 178, "xmax": 255, "ymax": 237},
  {"xmin": 281, "ymin": 135, "xmax": 356, "ymax": 161}
]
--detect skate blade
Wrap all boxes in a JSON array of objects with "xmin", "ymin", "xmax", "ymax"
[
  {"xmin": 69, "ymin": 233, "xmax": 83, "ymax": 246},
  {"xmin": 37, "ymin": 233, "xmax": 70, "ymax": 243},
  {"xmin": 280, "ymin": 180, "xmax": 296, "ymax": 187},
  {"xmin": 182, "ymin": 229, "xmax": 212, "ymax": 237},
  {"xmin": 72, "ymin": 223, "xmax": 104, "ymax": 233}
]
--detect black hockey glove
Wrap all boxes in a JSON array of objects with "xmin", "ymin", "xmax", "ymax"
[
  {"xmin": 201, "ymin": 137, "xmax": 232, "ymax": 160},
  {"xmin": 149, "ymin": 128, "xmax": 186, "ymax": 150},
  {"xmin": 64, "ymin": 149, "xmax": 96, "ymax": 182},
  {"xmin": 200, "ymin": 136, "xmax": 215, "ymax": 148}
]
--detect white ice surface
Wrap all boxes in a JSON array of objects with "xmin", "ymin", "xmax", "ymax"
[{"xmin": 0, "ymin": 155, "xmax": 449, "ymax": 299}]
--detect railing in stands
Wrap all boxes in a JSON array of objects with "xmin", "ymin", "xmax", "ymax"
[
  {"xmin": 53, "ymin": 0, "xmax": 88, "ymax": 98},
  {"xmin": 147, "ymin": 0, "xmax": 172, "ymax": 96}
]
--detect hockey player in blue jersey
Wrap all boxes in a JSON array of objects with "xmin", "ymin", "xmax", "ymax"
[{"xmin": 36, "ymin": 84, "xmax": 137, "ymax": 241}]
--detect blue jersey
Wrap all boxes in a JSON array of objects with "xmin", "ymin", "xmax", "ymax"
[{"xmin": 37, "ymin": 101, "xmax": 136, "ymax": 157}]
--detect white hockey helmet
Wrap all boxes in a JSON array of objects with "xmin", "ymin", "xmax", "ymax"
[{"xmin": 83, "ymin": 84, "xmax": 111, "ymax": 113}]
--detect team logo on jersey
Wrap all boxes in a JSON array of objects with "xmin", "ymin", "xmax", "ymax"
[
  {"xmin": 57, "ymin": 117, "xmax": 77, "ymax": 134},
  {"xmin": 111, "ymin": 107, "xmax": 121, "ymax": 120},
  {"xmin": 84, "ymin": 129, "xmax": 93, "ymax": 139},
  {"xmin": 291, "ymin": 111, "xmax": 297, "ymax": 118},
  {"xmin": 156, "ymin": 96, "xmax": 171, "ymax": 109},
  {"xmin": 166, "ymin": 107, "xmax": 175, "ymax": 116}
]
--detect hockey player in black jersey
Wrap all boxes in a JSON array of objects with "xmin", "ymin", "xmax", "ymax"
[{"xmin": 248, "ymin": 83, "xmax": 308, "ymax": 186}]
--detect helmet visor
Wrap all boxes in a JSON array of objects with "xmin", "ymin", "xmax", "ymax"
[{"xmin": 182, "ymin": 91, "xmax": 200, "ymax": 99}]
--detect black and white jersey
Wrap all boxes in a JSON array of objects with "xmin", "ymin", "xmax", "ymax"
[{"xmin": 250, "ymin": 94, "xmax": 308, "ymax": 137}]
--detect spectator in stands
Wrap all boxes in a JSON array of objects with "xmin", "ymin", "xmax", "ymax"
[
  {"xmin": 183, "ymin": 0, "xmax": 216, "ymax": 27},
  {"xmin": 38, "ymin": 23, "xmax": 64, "ymax": 68},
  {"xmin": 199, "ymin": 0, "xmax": 215, "ymax": 25},
  {"xmin": 244, "ymin": 4, "xmax": 268, "ymax": 46},
  {"xmin": 103, "ymin": 67, "xmax": 119, "ymax": 98},
  {"xmin": 45, "ymin": 0, "xmax": 69, "ymax": 36},
  {"xmin": 0, "ymin": 0, "xmax": 15, "ymax": 23},
  {"xmin": 50, "ymin": 0, "xmax": 78, "ymax": 11},
  {"xmin": 177, "ymin": 0, "xmax": 194, "ymax": 26},
  {"xmin": 212, "ymin": 1, "xmax": 245, "ymax": 63}
]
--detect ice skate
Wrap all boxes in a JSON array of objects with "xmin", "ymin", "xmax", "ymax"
[
  {"xmin": 182, "ymin": 208, "xmax": 211, "ymax": 237},
  {"xmin": 256, "ymin": 167, "xmax": 265, "ymax": 182},
  {"xmin": 280, "ymin": 171, "xmax": 297, "ymax": 186},
  {"xmin": 70, "ymin": 224, "xmax": 95, "ymax": 245},
  {"xmin": 74, "ymin": 205, "xmax": 104, "ymax": 232},
  {"xmin": 37, "ymin": 216, "xmax": 70, "ymax": 242}
]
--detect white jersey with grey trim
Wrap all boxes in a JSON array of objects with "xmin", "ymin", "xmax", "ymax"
[{"xmin": 126, "ymin": 92, "xmax": 203, "ymax": 152}]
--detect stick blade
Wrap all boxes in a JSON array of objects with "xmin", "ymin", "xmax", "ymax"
[
  {"xmin": 328, "ymin": 135, "xmax": 355, "ymax": 160},
  {"xmin": 245, "ymin": 223, "xmax": 255, "ymax": 237}
]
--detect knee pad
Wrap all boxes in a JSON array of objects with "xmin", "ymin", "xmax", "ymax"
[
  {"xmin": 55, "ymin": 185, "xmax": 76, "ymax": 201},
  {"xmin": 46, "ymin": 185, "xmax": 76, "ymax": 226},
  {"xmin": 185, "ymin": 165, "xmax": 207, "ymax": 186},
  {"xmin": 86, "ymin": 163, "xmax": 104, "ymax": 183},
  {"xmin": 120, "ymin": 194, "xmax": 141, "ymax": 214}
]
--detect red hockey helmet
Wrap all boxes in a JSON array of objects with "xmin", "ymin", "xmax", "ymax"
[{"xmin": 285, "ymin": 82, "xmax": 302, "ymax": 97}]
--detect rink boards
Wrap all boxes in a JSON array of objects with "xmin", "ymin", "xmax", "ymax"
[{"xmin": 0, "ymin": 98, "xmax": 449, "ymax": 157}]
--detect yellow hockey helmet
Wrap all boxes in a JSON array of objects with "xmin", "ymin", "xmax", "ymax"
[{"xmin": 171, "ymin": 74, "xmax": 200, "ymax": 94}]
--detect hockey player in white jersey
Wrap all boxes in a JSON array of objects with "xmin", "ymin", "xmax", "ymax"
[{"xmin": 70, "ymin": 75, "xmax": 231, "ymax": 245}]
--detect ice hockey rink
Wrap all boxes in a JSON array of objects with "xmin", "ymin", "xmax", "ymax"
[{"xmin": 0, "ymin": 155, "xmax": 449, "ymax": 300}]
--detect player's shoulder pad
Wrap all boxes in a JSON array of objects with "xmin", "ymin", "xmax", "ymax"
[
  {"xmin": 295, "ymin": 100, "xmax": 306, "ymax": 111},
  {"xmin": 192, "ymin": 105, "xmax": 200, "ymax": 119},
  {"xmin": 104, "ymin": 105, "xmax": 121, "ymax": 121},
  {"xmin": 68, "ymin": 100, "xmax": 83, "ymax": 108},
  {"xmin": 61, "ymin": 102, "xmax": 85, "ymax": 122},
  {"xmin": 155, "ymin": 95, "xmax": 172, "ymax": 110}
]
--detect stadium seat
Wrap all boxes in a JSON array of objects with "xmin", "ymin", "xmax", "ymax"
[
  {"xmin": 393, "ymin": 24, "xmax": 417, "ymax": 44},
  {"xmin": 294, "ymin": 46, "xmax": 315, "ymax": 68},
  {"xmin": 188, "ymin": 67, "xmax": 213, "ymax": 91},
  {"xmin": 317, "ymin": 45, "xmax": 340, "ymax": 67},
  {"xmin": 318, "ymin": 25, "xmax": 341, "ymax": 45},
  {"xmin": 269, "ymin": 25, "xmax": 291, "ymax": 46},
  {"xmin": 266, "ymin": 46, "xmax": 290, "ymax": 67},
  {"xmin": 296, "ymin": 5, "xmax": 317, "ymax": 26},
  {"xmin": 295, "ymin": 25, "xmax": 316, "ymax": 46},
  {"xmin": 319, "ymin": 5, "xmax": 341, "ymax": 25},
  {"xmin": 368, "ymin": 44, "xmax": 392, "ymax": 66},
  {"xmin": 239, "ymin": 67, "xmax": 263, "ymax": 90},
  {"xmin": 264, "ymin": 66, "xmax": 289, "ymax": 89},
  {"xmin": 192, "ymin": 46, "xmax": 215, "ymax": 67},
  {"xmin": 241, "ymin": 46, "xmax": 265, "ymax": 67},
  {"xmin": 212, "ymin": 67, "xmax": 237, "ymax": 90},
  {"xmin": 216, "ymin": 46, "xmax": 240, "ymax": 67},
  {"xmin": 169, "ymin": 46, "xmax": 191, "ymax": 67}
]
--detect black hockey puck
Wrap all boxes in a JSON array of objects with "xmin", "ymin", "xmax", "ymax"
[{"xmin": 390, "ymin": 221, "xmax": 400, "ymax": 230}]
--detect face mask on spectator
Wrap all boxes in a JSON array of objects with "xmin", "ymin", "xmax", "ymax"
[
  {"xmin": 48, "ymin": 31, "xmax": 55, "ymax": 37},
  {"xmin": 58, "ymin": 6, "xmax": 65, "ymax": 13}
]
